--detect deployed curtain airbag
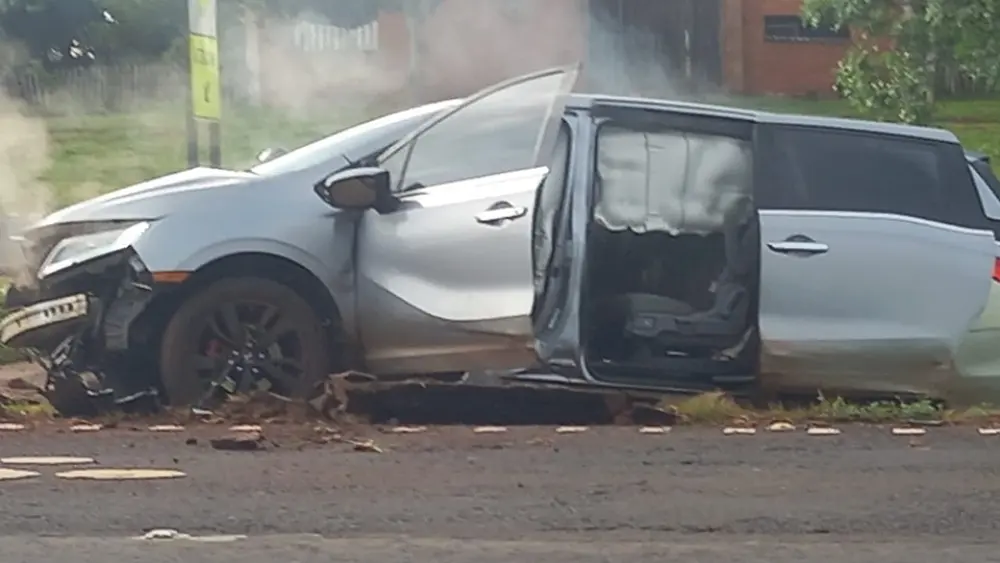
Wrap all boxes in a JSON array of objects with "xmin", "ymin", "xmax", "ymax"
[{"xmin": 594, "ymin": 127, "xmax": 752, "ymax": 235}]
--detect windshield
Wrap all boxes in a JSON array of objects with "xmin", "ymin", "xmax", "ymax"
[{"xmin": 249, "ymin": 100, "xmax": 459, "ymax": 177}]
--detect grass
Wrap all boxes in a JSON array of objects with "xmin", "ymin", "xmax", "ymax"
[
  {"xmin": 38, "ymin": 101, "xmax": 368, "ymax": 207},
  {"xmin": 666, "ymin": 391, "xmax": 1000, "ymax": 426},
  {"xmin": 0, "ymin": 400, "xmax": 54, "ymax": 419}
]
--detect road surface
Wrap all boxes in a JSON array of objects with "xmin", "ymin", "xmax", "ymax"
[{"xmin": 1, "ymin": 424, "xmax": 999, "ymax": 562}]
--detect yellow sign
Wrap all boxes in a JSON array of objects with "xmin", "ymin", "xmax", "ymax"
[{"xmin": 189, "ymin": 34, "xmax": 220, "ymax": 121}]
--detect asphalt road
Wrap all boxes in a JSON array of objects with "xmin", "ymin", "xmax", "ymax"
[{"xmin": 1, "ymin": 424, "xmax": 999, "ymax": 563}]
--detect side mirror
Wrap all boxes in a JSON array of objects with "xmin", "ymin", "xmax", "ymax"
[
  {"xmin": 255, "ymin": 147, "xmax": 287, "ymax": 163},
  {"xmin": 314, "ymin": 167, "xmax": 398, "ymax": 213}
]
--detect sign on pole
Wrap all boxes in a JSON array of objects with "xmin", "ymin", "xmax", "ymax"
[{"xmin": 187, "ymin": 0, "xmax": 222, "ymax": 167}]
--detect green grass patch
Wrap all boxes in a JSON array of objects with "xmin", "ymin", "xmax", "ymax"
[
  {"xmin": 0, "ymin": 400, "xmax": 54, "ymax": 419},
  {"xmin": 666, "ymin": 391, "xmax": 1000, "ymax": 426},
  {"xmin": 39, "ymin": 101, "xmax": 368, "ymax": 207}
]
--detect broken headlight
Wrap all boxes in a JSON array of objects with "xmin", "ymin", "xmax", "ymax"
[{"xmin": 38, "ymin": 222, "xmax": 150, "ymax": 279}]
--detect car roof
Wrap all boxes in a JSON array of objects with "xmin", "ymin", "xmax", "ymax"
[
  {"xmin": 564, "ymin": 94, "xmax": 960, "ymax": 144},
  {"xmin": 413, "ymin": 93, "xmax": 959, "ymax": 145}
]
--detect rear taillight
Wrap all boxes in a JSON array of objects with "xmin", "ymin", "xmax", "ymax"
[{"xmin": 993, "ymin": 258, "xmax": 1000, "ymax": 282}]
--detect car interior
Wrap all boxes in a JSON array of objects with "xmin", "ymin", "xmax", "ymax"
[{"xmin": 582, "ymin": 124, "xmax": 760, "ymax": 386}]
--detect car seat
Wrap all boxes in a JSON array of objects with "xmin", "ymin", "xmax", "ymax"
[{"xmin": 614, "ymin": 200, "xmax": 756, "ymax": 357}]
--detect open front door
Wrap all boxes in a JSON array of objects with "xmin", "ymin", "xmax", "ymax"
[{"xmin": 356, "ymin": 65, "xmax": 580, "ymax": 376}]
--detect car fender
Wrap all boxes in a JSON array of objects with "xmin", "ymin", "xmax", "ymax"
[
  {"xmin": 174, "ymin": 237, "xmax": 333, "ymax": 284},
  {"xmin": 130, "ymin": 210, "xmax": 357, "ymax": 332}
]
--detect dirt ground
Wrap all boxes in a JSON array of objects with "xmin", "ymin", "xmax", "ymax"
[{"xmin": 0, "ymin": 361, "xmax": 45, "ymax": 398}]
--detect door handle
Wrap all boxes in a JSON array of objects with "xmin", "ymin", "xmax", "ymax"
[
  {"xmin": 475, "ymin": 205, "xmax": 528, "ymax": 224},
  {"xmin": 767, "ymin": 238, "xmax": 829, "ymax": 255}
]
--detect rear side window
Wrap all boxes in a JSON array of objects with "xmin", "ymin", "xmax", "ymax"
[{"xmin": 757, "ymin": 125, "xmax": 985, "ymax": 228}]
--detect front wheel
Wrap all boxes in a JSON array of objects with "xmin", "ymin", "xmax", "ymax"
[{"xmin": 158, "ymin": 277, "xmax": 332, "ymax": 407}]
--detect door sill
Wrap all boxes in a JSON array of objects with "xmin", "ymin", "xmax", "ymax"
[{"xmin": 584, "ymin": 356, "xmax": 756, "ymax": 392}]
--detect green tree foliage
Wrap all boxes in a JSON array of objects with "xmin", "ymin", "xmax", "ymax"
[
  {"xmin": 802, "ymin": 0, "xmax": 1000, "ymax": 124},
  {"xmin": 1, "ymin": 0, "xmax": 418, "ymax": 67}
]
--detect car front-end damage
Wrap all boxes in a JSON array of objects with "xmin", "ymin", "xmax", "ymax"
[{"xmin": 0, "ymin": 220, "xmax": 162, "ymax": 415}]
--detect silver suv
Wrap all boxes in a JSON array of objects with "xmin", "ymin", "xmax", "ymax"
[{"xmin": 2, "ymin": 65, "xmax": 997, "ymax": 413}]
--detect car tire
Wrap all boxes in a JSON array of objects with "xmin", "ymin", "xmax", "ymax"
[{"xmin": 158, "ymin": 277, "xmax": 331, "ymax": 407}]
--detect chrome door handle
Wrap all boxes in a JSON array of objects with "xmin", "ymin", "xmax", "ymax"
[
  {"xmin": 767, "ymin": 240, "xmax": 829, "ymax": 254},
  {"xmin": 475, "ymin": 205, "xmax": 528, "ymax": 224}
]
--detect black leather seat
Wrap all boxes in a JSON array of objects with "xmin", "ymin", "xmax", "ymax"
[{"xmin": 615, "ymin": 203, "xmax": 755, "ymax": 356}]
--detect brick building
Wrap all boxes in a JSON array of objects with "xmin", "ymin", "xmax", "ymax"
[
  {"xmin": 253, "ymin": 0, "xmax": 854, "ymax": 107},
  {"xmin": 721, "ymin": 0, "xmax": 852, "ymax": 96}
]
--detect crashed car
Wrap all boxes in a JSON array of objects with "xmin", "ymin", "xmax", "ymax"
[{"xmin": 2, "ymin": 64, "xmax": 1000, "ymax": 414}]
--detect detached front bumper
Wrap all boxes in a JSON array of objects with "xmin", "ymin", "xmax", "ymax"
[
  {"xmin": 0, "ymin": 248, "xmax": 161, "ymax": 414},
  {"xmin": 0, "ymin": 293, "xmax": 90, "ymax": 349}
]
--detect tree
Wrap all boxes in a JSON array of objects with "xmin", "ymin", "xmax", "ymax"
[{"xmin": 802, "ymin": 0, "xmax": 1000, "ymax": 124}]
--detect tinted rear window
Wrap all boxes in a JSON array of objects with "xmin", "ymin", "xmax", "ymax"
[{"xmin": 757, "ymin": 125, "xmax": 986, "ymax": 229}]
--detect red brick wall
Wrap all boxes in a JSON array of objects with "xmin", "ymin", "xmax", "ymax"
[{"xmin": 722, "ymin": 0, "xmax": 851, "ymax": 96}]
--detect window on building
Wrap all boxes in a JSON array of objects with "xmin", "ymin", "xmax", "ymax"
[{"xmin": 763, "ymin": 15, "xmax": 849, "ymax": 43}]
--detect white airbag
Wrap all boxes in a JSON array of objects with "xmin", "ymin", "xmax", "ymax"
[{"xmin": 594, "ymin": 127, "xmax": 752, "ymax": 235}]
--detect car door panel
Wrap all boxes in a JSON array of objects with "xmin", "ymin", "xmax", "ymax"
[
  {"xmin": 360, "ymin": 168, "xmax": 544, "ymax": 323},
  {"xmin": 756, "ymin": 126, "xmax": 995, "ymax": 396},
  {"xmin": 357, "ymin": 169, "xmax": 545, "ymax": 373},
  {"xmin": 352, "ymin": 66, "xmax": 579, "ymax": 374},
  {"xmin": 760, "ymin": 211, "xmax": 995, "ymax": 394}
]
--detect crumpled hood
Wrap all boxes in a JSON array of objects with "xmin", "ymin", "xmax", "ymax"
[{"xmin": 34, "ymin": 167, "xmax": 258, "ymax": 227}]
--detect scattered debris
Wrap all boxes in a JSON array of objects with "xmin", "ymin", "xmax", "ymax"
[
  {"xmin": 70, "ymin": 423, "xmax": 102, "ymax": 433},
  {"xmin": 390, "ymin": 426, "xmax": 427, "ymax": 434},
  {"xmin": 806, "ymin": 426, "xmax": 842, "ymax": 436},
  {"xmin": 0, "ymin": 468, "xmax": 41, "ymax": 481},
  {"xmin": 0, "ymin": 422, "xmax": 26, "ymax": 431},
  {"xmin": 139, "ymin": 529, "xmax": 187, "ymax": 540},
  {"xmin": 722, "ymin": 426, "xmax": 757, "ymax": 435},
  {"xmin": 977, "ymin": 427, "xmax": 1000, "ymax": 436},
  {"xmin": 766, "ymin": 421, "xmax": 796, "ymax": 432},
  {"xmin": 209, "ymin": 431, "xmax": 266, "ymax": 451},
  {"xmin": 148, "ymin": 425, "xmax": 185, "ymax": 432},
  {"xmin": 628, "ymin": 404, "xmax": 679, "ymax": 426},
  {"xmin": 185, "ymin": 437, "xmax": 198, "ymax": 445},
  {"xmin": 906, "ymin": 419, "xmax": 944, "ymax": 427},
  {"xmin": 891, "ymin": 427, "xmax": 927, "ymax": 436},
  {"xmin": 349, "ymin": 439, "xmax": 383, "ymax": 453},
  {"xmin": 134, "ymin": 529, "xmax": 246, "ymax": 542},
  {"xmin": 638, "ymin": 426, "xmax": 671, "ymax": 434},
  {"xmin": 473, "ymin": 426, "xmax": 508, "ymax": 434},
  {"xmin": 555, "ymin": 426, "xmax": 588, "ymax": 434},
  {"xmin": 1, "ymin": 456, "xmax": 95, "ymax": 465},
  {"xmin": 55, "ymin": 468, "xmax": 187, "ymax": 480}
]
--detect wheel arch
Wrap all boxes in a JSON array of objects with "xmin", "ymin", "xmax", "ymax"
[{"xmin": 130, "ymin": 252, "xmax": 356, "ymax": 381}]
